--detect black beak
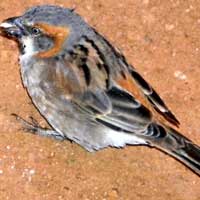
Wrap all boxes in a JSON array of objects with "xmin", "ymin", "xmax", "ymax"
[{"xmin": 0, "ymin": 17, "xmax": 24, "ymax": 39}]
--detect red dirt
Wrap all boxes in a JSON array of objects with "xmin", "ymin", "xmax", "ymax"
[{"xmin": 0, "ymin": 1, "xmax": 200, "ymax": 199}]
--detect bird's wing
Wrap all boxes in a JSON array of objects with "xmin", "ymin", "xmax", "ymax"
[
  {"xmin": 54, "ymin": 34, "xmax": 179, "ymax": 133},
  {"xmin": 92, "ymin": 32, "xmax": 180, "ymax": 127}
]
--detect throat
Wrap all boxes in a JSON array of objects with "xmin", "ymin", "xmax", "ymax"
[{"xmin": 20, "ymin": 37, "xmax": 35, "ymax": 59}]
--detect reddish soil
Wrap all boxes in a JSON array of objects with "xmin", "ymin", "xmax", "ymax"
[{"xmin": 0, "ymin": 0, "xmax": 200, "ymax": 199}]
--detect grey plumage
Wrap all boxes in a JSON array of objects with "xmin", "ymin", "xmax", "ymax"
[{"xmin": 0, "ymin": 5, "xmax": 200, "ymax": 176}]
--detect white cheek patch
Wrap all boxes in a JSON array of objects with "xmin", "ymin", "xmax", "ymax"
[
  {"xmin": 19, "ymin": 37, "xmax": 38, "ymax": 71},
  {"xmin": 20, "ymin": 37, "xmax": 36, "ymax": 58}
]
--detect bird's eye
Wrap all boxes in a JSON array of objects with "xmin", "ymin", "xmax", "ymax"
[{"xmin": 31, "ymin": 27, "xmax": 41, "ymax": 35}]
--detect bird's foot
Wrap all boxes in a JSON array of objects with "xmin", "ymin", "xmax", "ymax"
[{"xmin": 11, "ymin": 113, "xmax": 65, "ymax": 141}]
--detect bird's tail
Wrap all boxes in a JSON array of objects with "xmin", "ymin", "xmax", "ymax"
[{"xmin": 149, "ymin": 124, "xmax": 200, "ymax": 176}]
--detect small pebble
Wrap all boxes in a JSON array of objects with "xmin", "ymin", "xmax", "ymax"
[
  {"xmin": 165, "ymin": 24, "xmax": 175, "ymax": 31},
  {"xmin": 174, "ymin": 71, "xmax": 187, "ymax": 80}
]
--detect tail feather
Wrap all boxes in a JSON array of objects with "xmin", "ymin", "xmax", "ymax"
[{"xmin": 151, "ymin": 125, "xmax": 200, "ymax": 176}]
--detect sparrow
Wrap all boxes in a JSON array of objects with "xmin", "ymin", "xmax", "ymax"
[{"xmin": 0, "ymin": 5, "xmax": 200, "ymax": 176}]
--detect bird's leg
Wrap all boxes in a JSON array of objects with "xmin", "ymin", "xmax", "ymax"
[{"xmin": 11, "ymin": 113, "xmax": 65, "ymax": 141}]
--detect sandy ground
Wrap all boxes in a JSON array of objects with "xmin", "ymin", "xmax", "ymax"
[{"xmin": 0, "ymin": 0, "xmax": 200, "ymax": 199}]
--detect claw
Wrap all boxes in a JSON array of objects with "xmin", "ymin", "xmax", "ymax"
[
  {"xmin": 11, "ymin": 113, "xmax": 41, "ymax": 133},
  {"xmin": 28, "ymin": 116, "xmax": 40, "ymax": 127},
  {"xmin": 11, "ymin": 113, "xmax": 65, "ymax": 141}
]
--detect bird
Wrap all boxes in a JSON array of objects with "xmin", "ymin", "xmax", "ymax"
[{"xmin": 0, "ymin": 5, "xmax": 200, "ymax": 176}]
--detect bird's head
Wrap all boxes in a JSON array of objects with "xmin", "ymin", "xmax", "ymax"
[{"xmin": 0, "ymin": 5, "xmax": 91, "ymax": 58}]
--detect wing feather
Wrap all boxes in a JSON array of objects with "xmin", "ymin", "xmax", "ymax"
[
  {"xmin": 56, "ymin": 34, "xmax": 179, "ymax": 135},
  {"xmin": 129, "ymin": 68, "xmax": 180, "ymax": 126}
]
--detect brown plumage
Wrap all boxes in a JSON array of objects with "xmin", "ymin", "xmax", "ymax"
[
  {"xmin": 0, "ymin": 5, "xmax": 200, "ymax": 176},
  {"xmin": 35, "ymin": 23, "xmax": 70, "ymax": 58}
]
